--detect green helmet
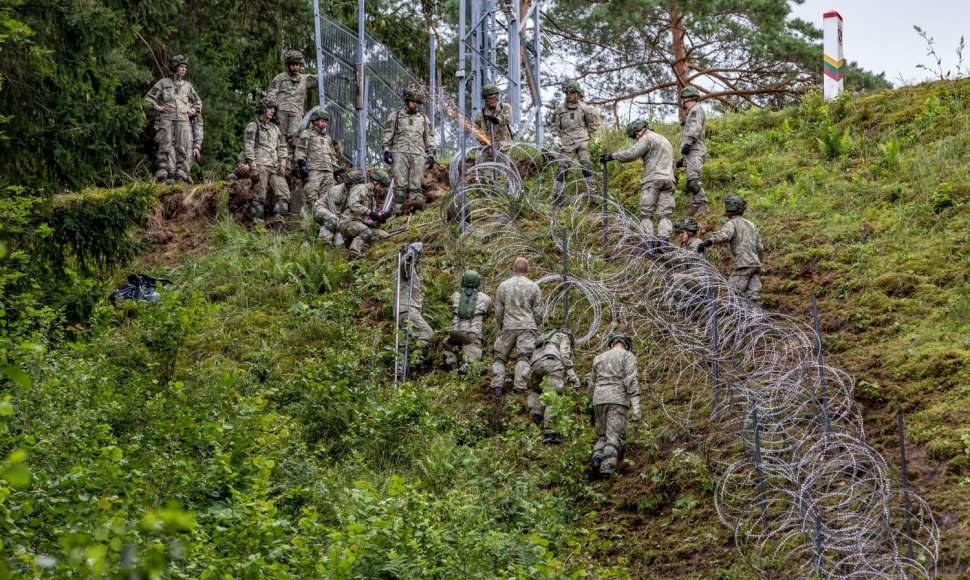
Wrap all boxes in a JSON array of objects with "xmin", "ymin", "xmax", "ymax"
[
  {"xmin": 674, "ymin": 218, "xmax": 698, "ymax": 233},
  {"xmin": 681, "ymin": 86, "xmax": 701, "ymax": 101},
  {"xmin": 256, "ymin": 95, "xmax": 277, "ymax": 114},
  {"xmin": 369, "ymin": 168, "xmax": 391, "ymax": 187},
  {"xmin": 626, "ymin": 119, "xmax": 650, "ymax": 138},
  {"xmin": 724, "ymin": 195, "xmax": 747, "ymax": 215},
  {"xmin": 402, "ymin": 87, "xmax": 423, "ymax": 103},
  {"xmin": 461, "ymin": 270, "xmax": 481, "ymax": 289},
  {"xmin": 168, "ymin": 55, "xmax": 189, "ymax": 71},
  {"xmin": 309, "ymin": 109, "xmax": 330, "ymax": 122},
  {"xmin": 563, "ymin": 80, "xmax": 584, "ymax": 97},
  {"xmin": 481, "ymin": 84, "xmax": 500, "ymax": 98},
  {"xmin": 284, "ymin": 50, "xmax": 305, "ymax": 65},
  {"xmin": 607, "ymin": 332, "xmax": 633, "ymax": 351},
  {"xmin": 344, "ymin": 169, "xmax": 365, "ymax": 185}
]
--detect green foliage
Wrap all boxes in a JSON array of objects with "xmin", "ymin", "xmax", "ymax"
[{"xmin": 817, "ymin": 126, "xmax": 850, "ymax": 159}]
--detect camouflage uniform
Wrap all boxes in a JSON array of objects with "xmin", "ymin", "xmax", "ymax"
[
  {"xmin": 190, "ymin": 114, "xmax": 204, "ymax": 157},
  {"xmin": 383, "ymin": 106, "xmax": 435, "ymax": 212},
  {"xmin": 243, "ymin": 117, "xmax": 290, "ymax": 209},
  {"xmin": 707, "ymin": 215, "xmax": 764, "ymax": 304},
  {"xmin": 680, "ymin": 103, "xmax": 709, "ymax": 214},
  {"xmin": 313, "ymin": 182, "xmax": 348, "ymax": 244},
  {"xmin": 339, "ymin": 181, "xmax": 389, "ymax": 259},
  {"xmin": 270, "ymin": 71, "xmax": 314, "ymax": 151},
  {"xmin": 474, "ymin": 102, "xmax": 514, "ymax": 151},
  {"xmin": 611, "ymin": 130, "xmax": 676, "ymax": 237},
  {"xmin": 295, "ymin": 124, "xmax": 338, "ymax": 207},
  {"xmin": 550, "ymin": 95, "xmax": 601, "ymax": 190},
  {"xmin": 443, "ymin": 272, "xmax": 493, "ymax": 371},
  {"xmin": 491, "ymin": 274, "xmax": 545, "ymax": 393},
  {"xmin": 590, "ymin": 345, "xmax": 640, "ymax": 476},
  {"xmin": 395, "ymin": 250, "xmax": 434, "ymax": 349},
  {"xmin": 528, "ymin": 330, "xmax": 580, "ymax": 438},
  {"xmin": 144, "ymin": 61, "xmax": 202, "ymax": 182}
]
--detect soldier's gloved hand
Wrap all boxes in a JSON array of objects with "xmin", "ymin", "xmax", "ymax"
[
  {"xmin": 297, "ymin": 160, "xmax": 310, "ymax": 180},
  {"xmin": 681, "ymin": 144, "xmax": 691, "ymax": 156},
  {"xmin": 675, "ymin": 157, "xmax": 684, "ymax": 169},
  {"xmin": 426, "ymin": 155, "xmax": 435, "ymax": 170},
  {"xmin": 376, "ymin": 210, "xmax": 389, "ymax": 223},
  {"xmin": 699, "ymin": 239, "xmax": 713, "ymax": 250},
  {"xmin": 333, "ymin": 168, "xmax": 344, "ymax": 183},
  {"xmin": 567, "ymin": 371, "xmax": 581, "ymax": 388},
  {"xmin": 599, "ymin": 153, "xmax": 612, "ymax": 163},
  {"xmin": 383, "ymin": 151, "xmax": 394, "ymax": 165},
  {"xmin": 484, "ymin": 114, "xmax": 500, "ymax": 125},
  {"xmin": 362, "ymin": 217, "xmax": 377, "ymax": 228}
]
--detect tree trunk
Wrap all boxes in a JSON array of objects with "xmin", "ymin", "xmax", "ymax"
[{"xmin": 669, "ymin": 7, "xmax": 689, "ymax": 119}]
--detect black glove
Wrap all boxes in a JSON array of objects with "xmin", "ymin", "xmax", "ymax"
[
  {"xmin": 376, "ymin": 210, "xmax": 388, "ymax": 223},
  {"xmin": 333, "ymin": 168, "xmax": 344, "ymax": 183},
  {"xmin": 383, "ymin": 151, "xmax": 394, "ymax": 165},
  {"xmin": 368, "ymin": 211, "xmax": 381, "ymax": 222},
  {"xmin": 484, "ymin": 114, "xmax": 500, "ymax": 125},
  {"xmin": 675, "ymin": 158, "xmax": 684, "ymax": 168},
  {"xmin": 681, "ymin": 144, "xmax": 691, "ymax": 156},
  {"xmin": 599, "ymin": 153, "xmax": 612, "ymax": 163},
  {"xmin": 699, "ymin": 239, "xmax": 713, "ymax": 249},
  {"xmin": 297, "ymin": 160, "xmax": 309, "ymax": 180},
  {"xmin": 362, "ymin": 217, "xmax": 377, "ymax": 228},
  {"xmin": 426, "ymin": 155, "xmax": 435, "ymax": 169}
]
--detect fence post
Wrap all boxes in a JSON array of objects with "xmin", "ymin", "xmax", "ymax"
[
  {"xmin": 811, "ymin": 295, "xmax": 832, "ymax": 434},
  {"xmin": 602, "ymin": 153, "xmax": 609, "ymax": 252},
  {"xmin": 562, "ymin": 228, "xmax": 569, "ymax": 327},
  {"xmin": 751, "ymin": 407, "xmax": 769, "ymax": 534},
  {"xmin": 898, "ymin": 414, "xmax": 916, "ymax": 564}
]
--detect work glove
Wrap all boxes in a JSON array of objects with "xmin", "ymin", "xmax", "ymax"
[
  {"xmin": 599, "ymin": 153, "xmax": 612, "ymax": 163},
  {"xmin": 675, "ymin": 158, "xmax": 684, "ymax": 169},
  {"xmin": 630, "ymin": 396, "xmax": 641, "ymax": 422},
  {"xmin": 699, "ymin": 239, "xmax": 713, "ymax": 250},
  {"xmin": 368, "ymin": 210, "xmax": 388, "ymax": 224},
  {"xmin": 426, "ymin": 155, "xmax": 435, "ymax": 169},
  {"xmin": 680, "ymin": 144, "xmax": 691, "ymax": 156},
  {"xmin": 383, "ymin": 151, "xmax": 394, "ymax": 165},
  {"xmin": 362, "ymin": 217, "xmax": 377, "ymax": 228},
  {"xmin": 484, "ymin": 114, "xmax": 500, "ymax": 125},
  {"xmin": 297, "ymin": 160, "xmax": 309, "ymax": 180},
  {"xmin": 333, "ymin": 168, "xmax": 344, "ymax": 183},
  {"xmin": 567, "ymin": 370, "xmax": 581, "ymax": 388}
]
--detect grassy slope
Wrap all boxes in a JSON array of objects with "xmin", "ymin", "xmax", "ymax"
[{"xmin": 7, "ymin": 80, "xmax": 969, "ymax": 577}]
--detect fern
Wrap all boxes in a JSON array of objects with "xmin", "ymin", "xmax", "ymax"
[{"xmin": 817, "ymin": 126, "xmax": 850, "ymax": 159}]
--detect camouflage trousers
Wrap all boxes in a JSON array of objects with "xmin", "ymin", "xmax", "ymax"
[
  {"xmin": 276, "ymin": 110, "xmax": 303, "ymax": 154},
  {"xmin": 154, "ymin": 118, "xmax": 193, "ymax": 178},
  {"xmin": 640, "ymin": 179, "xmax": 676, "ymax": 238},
  {"xmin": 728, "ymin": 266, "xmax": 762, "ymax": 305},
  {"xmin": 391, "ymin": 152, "xmax": 426, "ymax": 209},
  {"xmin": 592, "ymin": 403, "xmax": 629, "ymax": 475},
  {"xmin": 555, "ymin": 145, "xmax": 594, "ymax": 187},
  {"xmin": 252, "ymin": 167, "xmax": 291, "ymax": 204},
  {"xmin": 304, "ymin": 169, "xmax": 335, "ymax": 209},
  {"xmin": 528, "ymin": 356, "xmax": 564, "ymax": 432},
  {"xmin": 312, "ymin": 199, "xmax": 339, "ymax": 243},
  {"xmin": 490, "ymin": 328, "xmax": 536, "ymax": 392},
  {"xmin": 443, "ymin": 329, "xmax": 483, "ymax": 371},
  {"xmin": 396, "ymin": 306, "xmax": 433, "ymax": 347},
  {"xmin": 684, "ymin": 151, "xmax": 709, "ymax": 208},
  {"xmin": 340, "ymin": 220, "xmax": 389, "ymax": 258}
]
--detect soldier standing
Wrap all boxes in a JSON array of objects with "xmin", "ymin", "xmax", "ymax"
[
  {"xmin": 474, "ymin": 84, "xmax": 514, "ymax": 151},
  {"xmin": 270, "ymin": 50, "xmax": 316, "ymax": 154},
  {"xmin": 443, "ymin": 270, "xmax": 493, "ymax": 374},
  {"xmin": 528, "ymin": 329, "xmax": 581, "ymax": 445},
  {"xmin": 241, "ymin": 96, "xmax": 290, "ymax": 224},
  {"xmin": 382, "ymin": 88, "xmax": 436, "ymax": 214},
  {"xmin": 295, "ymin": 109, "xmax": 340, "ymax": 210},
  {"xmin": 699, "ymin": 195, "xmax": 764, "ymax": 304},
  {"xmin": 395, "ymin": 242, "xmax": 434, "ymax": 370},
  {"xmin": 677, "ymin": 87, "xmax": 710, "ymax": 216},
  {"xmin": 550, "ymin": 80, "xmax": 601, "ymax": 201},
  {"xmin": 589, "ymin": 332, "xmax": 640, "ymax": 479},
  {"xmin": 313, "ymin": 172, "xmax": 358, "ymax": 246},
  {"xmin": 491, "ymin": 257, "xmax": 545, "ymax": 398},
  {"xmin": 339, "ymin": 168, "xmax": 391, "ymax": 261},
  {"xmin": 144, "ymin": 55, "xmax": 202, "ymax": 184},
  {"xmin": 601, "ymin": 119, "xmax": 676, "ymax": 238}
]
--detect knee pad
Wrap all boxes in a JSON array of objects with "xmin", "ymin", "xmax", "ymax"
[
  {"xmin": 274, "ymin": 199, "xmax": 289, "ymax": 215},
  {"xmin": 250, "ymin": 201, "xmax": 265, "ymax": 219},
  {"xmin": 687, "ymin": 178, "xmax": 703, "ymax": 195},
  {"xmin": 359, "ymin": 228, "xmax": 373, "ymax": 243},
  {"xmin": 393, "ymin": 188, "xmax": 406, "ymax": 203}
]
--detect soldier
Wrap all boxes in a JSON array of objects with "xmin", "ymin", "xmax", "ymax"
[
  {"xmin": 241, "ymin": 96, "xmax": 290, "ymax": 224},
  {"xmin": 474, "ymin": 84, "xmax": 514, "ymax": 151},
  {"xmin": 491, "ymin": 257, "xmax": 545, "ymax": 397},
  {"xmin": 295, "ymin": 109, "xmax": 341, "ymax": 210},
  {"xmin": 395, "ymin": 242, "xmax": 434, "ymax": 369},
  {"xmin": 313, "ymin": 170, "xmax": 360, "ymax": 246},
  {"xmin": 528, "ymin": 329, "xmax": 581, "ymax": 445},
  {"xmin": 589, "ymin": 332, "xmax": 640, "ymax": 479},
  {"xmin": 601, "ymin": 119, "xmax": 676, "ymax": 238},
  {"xmin": 674, "ymin": 218, "xmax": 704, "ymax": 253},
  {"xmin": 699, "ymin": 195, "xmax": 764, "ymax": 304},
  {"xmin": 382, "ymin": 88, "xmax": 436, "ymax": 214},
  {"xmin": 666, "ymin": 218, "xmax": 707, "ymax": 313},
  {"xmin": 676, "ymin": 86, "xmax": 710, "ymax": 216},
  {"xmin": 443, "ymin": 270, "xmax": 493, "ymax": 374},
  {"xmin": 550, "ymin": 80, "xmax": 601, "ymax": 201},
  {"xmin": 144, "ymin": 54, "xmax": 202, "ymax": 184},
  {"xmin": 339, "ymin": 168, "xmax": 391, "ymax": 261},
  {"xmin": 270, "ymin": 50, "xmax": 316, "ymax": 153}
]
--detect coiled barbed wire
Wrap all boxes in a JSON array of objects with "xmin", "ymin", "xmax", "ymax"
[{"xmin": 443, "ymin": 141, "xmax": 939, "ymax": 578}]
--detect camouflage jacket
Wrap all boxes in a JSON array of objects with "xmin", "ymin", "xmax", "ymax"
[
  {"xmin": 191, "ymin": 115, "xmax": 204, "ymax": 150},
  {"xmin": 679, "ymin": 105, "xmax": 707, "ymax": 154},
  {"xmin": 243, "ymin": 119, "xmax": 287, "ymax": 169},
  {"xmin": 144, "ymin": 76, "xmax": 202, "ymax": 122},
  {"xmin": 397, "ymin": 261, "xmax": 424, "ymax": 313},
  {"xmin": 474, "ymin": 103, "xmax": 514, "ymax": 147},
  {"xmin": 315, "ymin": 183, "xmax": 348, "ymax": 218},
  {"xmin": 550, "ymin": 101, "xmax": 601, "ymax": 151},
  {"xmin": 708, "ymin": 216, "xmax": 763, "ymax": 269},
  {"xmin": 382, "ymin": 109, "xmax": 436, "ymax": 155},
  {"xmin": 270, "ymin": 72, "xmax": 314, "ymax": 114},
  {"xmin": 681, "ymin": 237, "xmax": 704, "ymax": 254},
  {"xmin": 589, "ymin": 348, "xmax": 639, "ymax": 406},
  {"xmin": 612, "ymin": 130, "xmax": 675, "ymax": 183},
  {"xmin": 340, "ymin": 183, "xmax": 376, "ymax": 224},
  {"xmin": 295, "ymin": 126, "xmax": 338, "ymax": 171},
  {"xmin": 531, "ymin": 331, "xmax": 575, "ymax": 373},
  {"xmin": 450, "ymin": 290, "xmax": 493, "ymax": 336},
  {"xmin": 494, "ymin": 274, "xmax": 545, "ymax": 331}
]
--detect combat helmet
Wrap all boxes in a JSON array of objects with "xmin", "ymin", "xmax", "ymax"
[
  {"xmin": 563, "ymin": 80, "xmax": 584, "ymax": 98},
  {"xmin": 723, "ymin": 194, "xmax": 747, "ymax": 216},
  {"xmin": 369, "ymin": 168, "xmax": 391, "ymax": 187},
  {"xmin": 401, "ymin": 87, "xmax": 423, "ymax": 104},
  {"xmin": 284, "ymin": 50, "xmax": 305, "ymax": 65},
  {"xmin": 168, "ymin": 55, "xmax": 189, "ymax": 71},
  {"xmin": 481, "ymin": 83, "xmax": 501, "ymax": 98},
  {"xmin": 674, "ymin": 218, "xmax": 699, "ymax": 233},
  {"xmin": 344, "ymin": 169, "xmax": 365, "ymax": 186},
  {"xmin": 256, "ymin": 95, "xmax": 278, "ymax": 114},
  {"xmin": 681, "ymin": 86, "xmax": 701, "ymax": 101},
  {"xmin": 626, "ymin": 119, "xmax": 650, "ymax": 139},
  {"xmin": 607, "ymin": 332, "xmax": 633, "ymax": 351},
  {"xmin": 461, "ymin": 270, "xmax": 481, "ymax": 289},
  {"xmin": 309, "ymin": 109, "xmax": 330, "ymax": 122}
]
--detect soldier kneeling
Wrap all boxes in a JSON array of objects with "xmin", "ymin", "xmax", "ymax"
[
  {"xmin": 444, "ymin": 270, "xmax": 492, "ymax": 374},
  {"xmin": 528, "ymin": 328, "xmax": 580, "ymax": 445}
]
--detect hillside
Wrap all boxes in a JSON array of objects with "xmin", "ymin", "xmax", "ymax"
[{"xmin": 1, "ymin": 80, "xmax": 968, "ymax": 577}]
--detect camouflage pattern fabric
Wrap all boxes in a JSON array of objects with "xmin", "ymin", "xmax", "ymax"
[
  {"xmin": 528, "ymin": 331, "xmax": 579, "ymax": 432},
  {"xmin": 296, "ymin": 125, "xmax": 338, "ymax": 206},
  {"xmin": 396, "ymin": 261, "xmax": 433, "ymax": 347},
  {"xmin": 592, "ymin": 404, "xmax": 629, "ymax": 475},
  {"xmin": 708, "ymin": 216, "xmax": 764, "ymax": 304},
  {"xmin": 339, "ymin": 183, "xmax": 387, "ymax": 258},
  {"xmin": 383, "ymin": 108, "xmax": 436, "ymax": 208},
  {"xmin": 612, "ymin": 131, "xmax": 676, "ymax": 237},
  {"xmin": 680, "ymin": 105, "xmax": 709, "ymax": 207},
  {"xmin": 494, "ymin": 275, "xmax": 545, "ymax": 331},
  {"xmin": 474, "ymin": 102, "xmax": 514, "ymax": 150},
  {"xmin": 144, "ymin": 76, "xmax": 202, "ymax": 178},
  {"xmin": 490, "ymin": 328, "xmax": 536, "ymax": 392}
]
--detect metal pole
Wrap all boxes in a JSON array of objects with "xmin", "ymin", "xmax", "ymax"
[
  {"xmin": 437, "ymin": 69, "xmax": 446, "ymax": 155},
  {"xmin": 488, "ymin": 0, "xmax": 497, "ymax": 83},
  {"xmin": 356, "ymin": 0, "xmax": 366, "ymax": 169},
  {"xmin": 811, "ymin": 295, "xmax": 832, "ymax": 434},
  {"xmin": 602, "ymin": 153, "xmax": 608, "ymax": 252},
  {"xmin": 815, "ymin": 511, "xmax": 824, "ymax": 577},
  {"xmin": 562, "ymin": 228, "xmax": 569, "ymax": 328},
  {"xmin": 508, "ymin": 0, "xmax": 521, "ymax": 125},
  {"xmin": 393, "ymin": 251, "xmax": 403, "ymax": 386},
  {"xmin": 458, "ymin": 0, "xmax": 467, "ymax": 122},
  {"xmin": 402, "ymin": 254, "xmax": 416, "ymax": 383},
  {"xmin": 533, "ymin": 1, "xmax": 542, "ymax": 145},
  {"xmin": 898, "ymin": 414, "xmax": 916, "ymax": 563},
  {"xmin": 359, "ymin": 77, "xmax": 369, "ymax": 171},
  {"xmin": 430, "ymin": 32, "xmax": 437, "ymax": 135},
  {"xmin": 471, "ymin": 0, "xmax": 482, "ymax": 115},
  {"xmin": 702, "ymin": 247, "xmax": 720, "ymax": 420},
  {"xmin": 751, "ymin": 407, "xmax": 770, "ymax": 534},
  {"xmin": 313, "ymin": 0, "xmax": 326, "ymax": 107}
]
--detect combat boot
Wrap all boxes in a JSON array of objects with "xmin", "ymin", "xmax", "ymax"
[
  {"xmin": 531, "ymin": 413, "xmax": 544, "ymax": 426},
  {"xmin": 543, "ymin": 431, "xmax": 563, "ymax": 445},
  {"xmin": 250, "ymin": 201, "xmax": 266, "ymax": 226},
  {"xmin": 590, "ymin": 455, "xmax": 603, "ymax": 476}
]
